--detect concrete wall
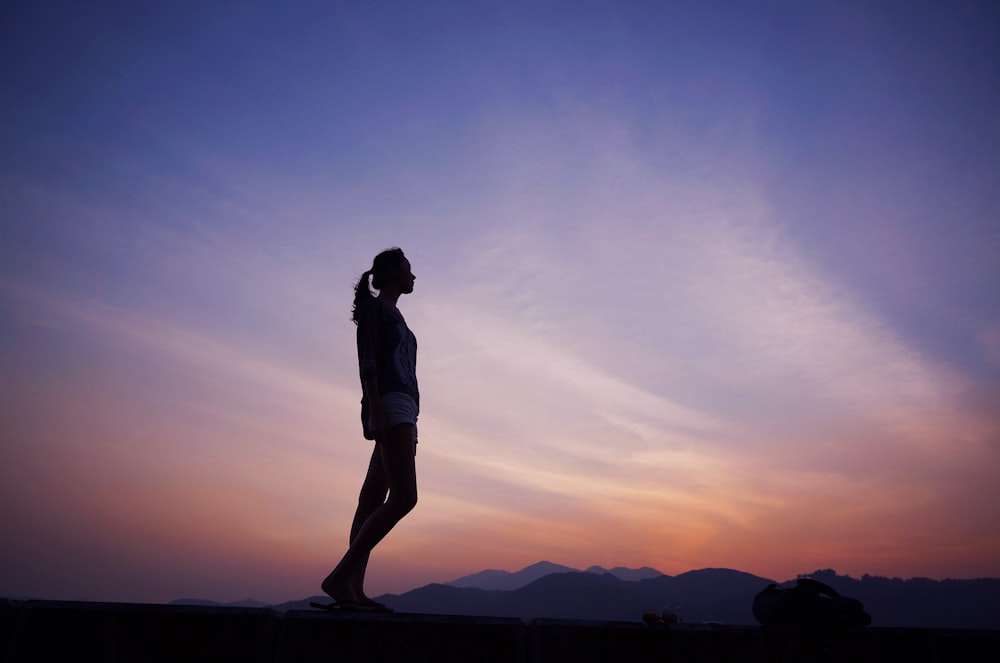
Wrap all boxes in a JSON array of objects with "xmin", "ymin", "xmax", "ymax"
[{"xmin": 3, "ymin": 599, "xmax": 999, "ymax": 662}]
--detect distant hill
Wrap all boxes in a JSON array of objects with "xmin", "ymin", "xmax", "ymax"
[
  {"xmin": 379, "ymin": 567, "xmax": 1000, "ymax": 628},
  {"xmin": 787, "ymin": 569, "xmax": 1000, "ymax": 630},
  {"xmin": 585, "ymin": 565, "xmax": 664, "ymax": 583},
  {"xmin": 446, "ymin": 561, "xmax": 663, "ymax": 591},
  {"xmin": 446, "ymin": 561, "xmax": 578, "ymax": 591},
  {"xmin": 385, "ymin": 568, "xmax": 773, "ymax": 623},
  {"xmin": 167, "ymin": 564, "xmax": 1000, "ymax": 629}
]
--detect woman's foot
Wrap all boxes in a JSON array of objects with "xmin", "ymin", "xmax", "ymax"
[
  {"xmin": 352, "ymin": 580, "xmax": 394, "ymax": 612},
  {"xmin": 321, "ymin": 573, "xmax": 358, "ymax": 604}
]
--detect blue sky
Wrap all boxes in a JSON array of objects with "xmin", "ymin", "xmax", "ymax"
[{"xmin": 2, "ymin": 1, "xmax": 998, "ymax": 603}]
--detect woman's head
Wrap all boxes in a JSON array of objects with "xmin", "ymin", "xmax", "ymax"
[
  {"xmin": 352, "ymin": 247, "xmax": 412, "ymax": 323},
  {"xmin": 369, "ymin": 247, "xmax": 409, "ymax": 291}
]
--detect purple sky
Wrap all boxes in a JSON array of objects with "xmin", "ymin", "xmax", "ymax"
[{"xmin": 2, "ymin": 2, "xmax": 998, "ymax": 604}]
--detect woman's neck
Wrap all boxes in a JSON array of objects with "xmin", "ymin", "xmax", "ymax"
[{"xmin": 377, "ymin": 289, "xmax": 401, "ymax": 308}]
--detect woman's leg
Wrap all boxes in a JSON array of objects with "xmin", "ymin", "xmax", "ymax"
[
  {"xmin": 322, "ymin": 424, "xmax": 417, "ymax": 603},
  {"xmin": 348, "ymin": 447, "xmax": 389, "ymax": 601}
]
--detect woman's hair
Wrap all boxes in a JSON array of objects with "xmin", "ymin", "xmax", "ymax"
[{"xmin": 351, "ymin": 247, "xmax": 407, "ymax": 324}]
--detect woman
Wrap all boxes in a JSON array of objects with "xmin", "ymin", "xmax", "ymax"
[{"xmin": 320, "ymin": 247, "xmax": 418, "ymax": 612}]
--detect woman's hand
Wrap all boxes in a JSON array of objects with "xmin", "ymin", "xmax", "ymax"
[
  {"xmin": 362, "ymin": 375, "xmax": 387, "ymax": 442},
  {"xmin": 367, "ymin": 402, "xmax": 388, "ymax": 444}
]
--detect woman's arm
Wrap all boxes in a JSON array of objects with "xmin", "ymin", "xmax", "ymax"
[{"xmin": 361, "ymin": 373, "xmax": 387, "ymax": 443}]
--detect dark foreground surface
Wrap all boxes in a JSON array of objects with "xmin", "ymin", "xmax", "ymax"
[{"xmin": 3, "ymin": 599, "xmax": 999, "ymax": 662}]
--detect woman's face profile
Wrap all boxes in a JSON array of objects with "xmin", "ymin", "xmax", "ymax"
[{"xmin": 396, "ymin": 259, "xmax": 415, "ymax": 294}]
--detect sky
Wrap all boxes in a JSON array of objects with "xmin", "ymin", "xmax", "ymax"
[{"xmin": 2, "ymin": 1, "xmax": 999, "ymax": 604}]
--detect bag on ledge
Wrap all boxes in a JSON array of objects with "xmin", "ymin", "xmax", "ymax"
[{"xmin": 753, "ymin": 578, "xmax": 872, "ymax": 627}]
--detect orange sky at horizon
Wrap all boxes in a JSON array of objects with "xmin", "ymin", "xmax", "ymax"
[
  {"xmin": 4, "ymin": 261, "xmax": 997, "ymax": 603},
  {"xmin": 3, "ymin": 2, "xmax": 999, "ymax": 605}
]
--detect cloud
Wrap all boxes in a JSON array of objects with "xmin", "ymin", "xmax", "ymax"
[
  {"xmin": 381, "ymin": 152, "xmax": 1000, "ymax": 581},
  {"xmin": 3, "ymin": 46, "xmax": 998, "ymax": 602}
]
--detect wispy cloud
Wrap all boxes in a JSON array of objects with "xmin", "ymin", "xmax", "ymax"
[{"xmin": 3, "ymin": 1, "xmax": 998, "ymax": 602}]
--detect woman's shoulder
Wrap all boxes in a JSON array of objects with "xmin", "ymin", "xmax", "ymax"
[
  {"xmin": 355, "ymin": 296, "xmax": 381, "ymax": 324},
  {"xmin": 359, "ymin": 297, "xmax": 403, "ymax": 322}
]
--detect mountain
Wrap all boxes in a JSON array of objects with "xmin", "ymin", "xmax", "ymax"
[
  {"xmin": 166, "ymin": 565, "xmax": 1000, "ymax": 629},
  {"xmin": 446, "ymin": 561, "xmax": 662, "ymax": 591},
  {"xmin": 585, "ymin": 565, "xmax": 664, "ymax": 582},
  {"xmin": 379, "ymin": 567, "xmax": 1000, "ymax": 628},
  {"xmin": 446, "ymin": 561, "xmax": 578, "ymax": 591},
  {"xmin": 385, "ymin": 568, "xmax": 773, "ymax": 623},
  {"xmin": 638, "ymin": 568, "xmax": 775, "ymax": 624},
  {"xmin": 788, "ymin": 569, "xmax": 1000, "ymax": 630}
]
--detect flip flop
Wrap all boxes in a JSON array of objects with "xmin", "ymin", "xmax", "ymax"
[
  {"xmin": 310, "ymin": 600, "xmax": 379, "ymax": 612},
  {"xmin": 358, "ymin": 599, "xmax": 394, "ymax": 613}
]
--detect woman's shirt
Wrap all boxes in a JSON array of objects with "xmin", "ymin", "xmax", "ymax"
[{"xmin": 356, "ymin": 296, "xmax": 419, "ymax": 414}]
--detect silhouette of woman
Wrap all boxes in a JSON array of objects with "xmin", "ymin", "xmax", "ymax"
[{"xmin": 320, "ymin": 248, "xmax": 418, "ymax": 611}]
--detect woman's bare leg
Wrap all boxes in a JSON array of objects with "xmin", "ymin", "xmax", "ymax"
[
  {"xmin": 322, "ymin": 425, "xmax": 417, "ymax": 603},
  {"xmin": 347, "ymin": 448, "xmax": 388, "ymax": 602}
]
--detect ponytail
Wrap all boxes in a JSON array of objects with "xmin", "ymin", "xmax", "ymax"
[
  {"xmin": 351, "ymin": 270, "xmax": 373, "ymax": 324},
  {"xmin": 350, "ymin": 247, "xmax": 406, "ymax": 324}
]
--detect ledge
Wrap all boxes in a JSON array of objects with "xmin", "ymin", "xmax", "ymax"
[{"xmin": 3, "ymin": 599, "xmax": 998, "ymax": 661}]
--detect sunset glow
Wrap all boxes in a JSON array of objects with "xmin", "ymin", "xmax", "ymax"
[{"xmin": 2, "ymin": 2, "xmax": 998, "ymax": 604}]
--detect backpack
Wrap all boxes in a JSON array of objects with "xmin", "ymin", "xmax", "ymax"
[{"xmin": 753, "ymin": 578, "xmax": 872, "ymax": 627}]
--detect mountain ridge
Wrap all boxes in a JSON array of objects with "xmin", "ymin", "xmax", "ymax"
[
  {"xmin": 446, "ymin": 560, "xmax": 579, "ymax": 591},
  {"xmin": 167, "ymin": 563, "xmax": 1000, "ymax": 629},
  {"xmin": 381, "ymin": 568, "xmax": 774, "ymax": 624},
  {"xmin": 445, "ymin": 560, "xmax": 664, "ymax": 591},
  {"xmin": 376, "ymin": 567, "xmax": 1000, "ymax": 628}
]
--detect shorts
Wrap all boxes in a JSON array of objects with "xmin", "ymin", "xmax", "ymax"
[{"xmin": 380, "ymin": 392, "xmax": 419, "ymax": 442}]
